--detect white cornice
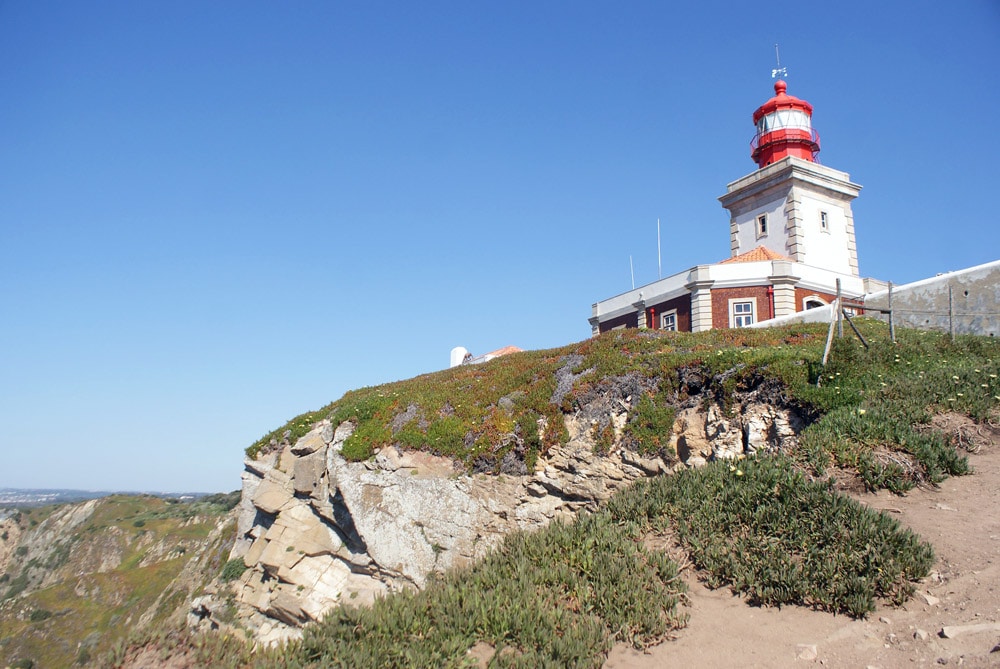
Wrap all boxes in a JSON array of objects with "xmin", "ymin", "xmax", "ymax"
[{"xmin": 719, "ymin": 156, "xmax": 861, "ymax": 208}]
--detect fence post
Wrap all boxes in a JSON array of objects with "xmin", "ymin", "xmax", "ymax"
[
  {"xmin": 836, "ymin": 279, "xmax": 843, "ymax": 338},
  {"xmin": 888, "ymin": 281, "xmax": 895, "ymax": 343},
  {"xmin": 822, "ymin": 305, "xmax": 836, "ymax": 367}
]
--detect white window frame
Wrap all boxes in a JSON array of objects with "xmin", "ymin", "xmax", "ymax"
[
  {"xmin": 802, "ymin": 295, "xmax": 827, "ymax": 310},
  {"xmin": 660, "ymin": 309, "xmax": 678, "ymax": 331},
  {"xmin": 756, "ymin": 214, "xmax": 768, "ymax": 239},
  {"xmin": 729, "ymin": 299, "xmax": 756, "ymax": 328},
  {"xmin": 820, "ymin": 210, "xmax": 829, "ymax": 233}
]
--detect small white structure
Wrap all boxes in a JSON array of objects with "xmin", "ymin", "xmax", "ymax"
[
  {"xmin": 449, "ymin": 347, "xmax": 470, "ymax": 368},
  {"xmin": 449, "ymin": 345, "xmax": 523, "ymax": 368}
]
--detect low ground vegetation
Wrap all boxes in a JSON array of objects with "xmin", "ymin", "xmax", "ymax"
[
  {"xmin": 248, "ymin": 321, "xmax": 996, "ymax": 493},
  {"xmin": 608, "ymin": 456, "xmax": 933, "ymax": 617},
  {"xmin": 109, "ymin": 460, "xmax": 940, "ymax": 668}
]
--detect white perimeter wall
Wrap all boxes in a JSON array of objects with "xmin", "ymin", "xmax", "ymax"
[{"xmin": 752, "ymin": 259, "xmax": 1000, "ymax": 337}]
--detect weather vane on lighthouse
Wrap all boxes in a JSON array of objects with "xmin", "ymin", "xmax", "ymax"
[{"xmin": 771, "ymin": 43, "xmax": 787, "ymax": 79}]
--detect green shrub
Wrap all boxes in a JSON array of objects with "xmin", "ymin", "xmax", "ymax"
[
  {"xmin": 608, "ymin": 456, "xmax": 934, "ymax": 617},
  {"xmin": 591, "ymin": 420, "xmax": 616, "ymax": 455},
  {"xmin": 623, "ymin": 391, "xmax": 676, "ymax": 455},
  {"xmin": 28, "ymin": 609, "xmax": 52, "ymax": 623},
  {"xmin": 516, "ymin": 412, "xmax": 543, "ymax": 470},
  {"xmin": 3, "ymin": 573, "xmax": 28, "ymax": 600},
  {"xmin": 197, "ymin": 491, "xmax": 242, "ymax": 512},
  {"xmin": 220, "ymin": 557, "xmax": 248, "ymax": 583},
  {"xmin": 340, "ymin": 432, "xmax": 377, "ymax": 462}
]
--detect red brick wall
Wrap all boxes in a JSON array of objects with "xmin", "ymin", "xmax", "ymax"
[
  {"xmin": 646, "ymin": 295, "xmax": 693, "ymax": 332},
  {"xmin": 711, "ymin": 286, "xmax": 770, "ymax": 328},
  {"xmin": 598, "ymin": 311, "xmax": 638, "ymax": 333}
]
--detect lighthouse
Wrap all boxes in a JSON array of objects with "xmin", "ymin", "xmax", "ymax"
[
  {"xmin": 590, "ymin": 76, "xmax": 883, "ymax": 335},
  {"xmin": 720, "ymin": 79, "xmax": 861, "ymax": 277}
]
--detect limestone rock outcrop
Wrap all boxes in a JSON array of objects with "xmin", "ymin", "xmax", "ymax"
[
  {"xmin": 230, "ymin": 379, "xmax": 803, "ymax": 643},
  {"xmin": 672, "ymin": 401, "xmax": 802, "ymax": 465},
  {"xmin": 230, "ymin": 418, "xmax": 673, "ymax": 643}
]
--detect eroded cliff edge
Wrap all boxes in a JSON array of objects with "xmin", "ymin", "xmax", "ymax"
[{"xmin": 225, "ymin": 367, "xmax": 803, "ymax": 645}]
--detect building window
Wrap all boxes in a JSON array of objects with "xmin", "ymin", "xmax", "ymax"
[
  {"xmin": 820, "ymin": 211, "xmax": 829, "ymax": 232},
  {"xmin": 660, "ymin": 309, "xmax": 678, "ymax": 331},
  {"xmin": 803, "ymin": 296, "xmax": 827, "ymax": 310},
  {"xmin": 757, "ymin": 214, "xmax": 768, "ymax": 238},
  {"xmin": 730, "ymin": 300, "xmax": 755, "ymax": 328}
]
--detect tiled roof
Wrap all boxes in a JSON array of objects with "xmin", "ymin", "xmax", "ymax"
[
  {"xmin": 484, "ymin": 345, "xmax": 523, "ymax": 358},
  {"xmin": 719, "ymin": 245, "xmax": 791, "ymax": 264},
  {"xmin": 463, "ymin": 345, "xmax": 524, "ymax": 366}
]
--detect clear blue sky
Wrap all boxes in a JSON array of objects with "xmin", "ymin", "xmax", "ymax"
[{"xmin": 2, "ymin": 2, "xmax": 998, "ymax": 492}]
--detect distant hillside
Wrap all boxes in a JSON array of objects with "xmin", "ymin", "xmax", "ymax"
[
  {"xmin": 0, "ymin": 492, "xmax": 239, "ymax": 668},
  {"xmin": 0, "ymin": 490, "xmax": 217, "ymax": 509}
]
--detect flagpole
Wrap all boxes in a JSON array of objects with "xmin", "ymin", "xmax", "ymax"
[{"xmin": 629, "ymin": 255, "xmax": 635, "ymax": 290}]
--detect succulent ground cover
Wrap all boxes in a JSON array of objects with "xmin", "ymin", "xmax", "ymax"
[
  {"xmin": 248, "ymin": 321, "xmax": 998, "ymax": 492},
  {"xmin": 111, "ymin": 322, "xmax": 999, "ymax": 667},
  {"xmin": 608, "ymin": 456, "xmax": 934, "ymax": 618}
]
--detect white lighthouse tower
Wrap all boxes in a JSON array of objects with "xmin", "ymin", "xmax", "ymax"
[{"xmin": 719, "ymin": 79, "xmax": 862, "ymax": 277}]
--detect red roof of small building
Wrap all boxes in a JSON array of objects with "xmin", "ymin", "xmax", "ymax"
[
  {"xmin": 719, "ymin": 246, "xmax": 791, "ymax": 264},
  {"xmin": 484, "ymin": 345, "xmax": 523, "ymax": 358},
  {"xmin": 462, "ymin": 345, "xmax": 524, "ymax": 366}
]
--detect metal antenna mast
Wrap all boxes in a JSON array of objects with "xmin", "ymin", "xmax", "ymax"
[
  {"xmin": 657, "ymin": 218, "xmax": 661, "ymax": 280},
  {"xmin": 771, "ymin": 44, "xmax": 787, "ymax": 79}
]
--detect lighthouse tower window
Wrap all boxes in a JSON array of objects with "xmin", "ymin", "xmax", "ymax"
[
  {"xmin": 756, "ymin": 214, "xmax": 768, "ymax": 238},
  {"xmin": 820, "ymin": 211, "xmax": 829, "ymax": 232},
  {"xmin": 757, "ymin": 109, "xmax": 811, "ymax": 134}
]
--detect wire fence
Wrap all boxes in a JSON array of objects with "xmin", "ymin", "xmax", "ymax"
[{"xmin": 822, "ymin": 280, "xmax": 998, "ymax": 365}]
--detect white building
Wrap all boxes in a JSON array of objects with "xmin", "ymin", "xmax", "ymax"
[{"xmin": 591, "ymin": 79, "xmax": 885, "ymax": 334}]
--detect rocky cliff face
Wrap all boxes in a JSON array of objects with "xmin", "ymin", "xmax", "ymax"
[{"xmin": 229, "ymin": 377, "xmax": 804, "ymax": 645}]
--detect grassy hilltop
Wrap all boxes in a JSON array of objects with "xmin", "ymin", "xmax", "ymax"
[
  {"xmin": 112, "ymin": 321, "xmax": 999, "ymax": 668},
  {"xmin": 252, "ymin": 320, "xmax": 994, "ymax": 492}
]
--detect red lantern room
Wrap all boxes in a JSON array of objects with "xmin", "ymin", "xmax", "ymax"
[{"xmin": 750, "ymin": 80, "xmax": 821, "ymax": 168}]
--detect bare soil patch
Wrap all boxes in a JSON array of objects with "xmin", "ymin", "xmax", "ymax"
[{"xmin": 606, "ymin": 415, "xmax": 1000, "ymax": 668}]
